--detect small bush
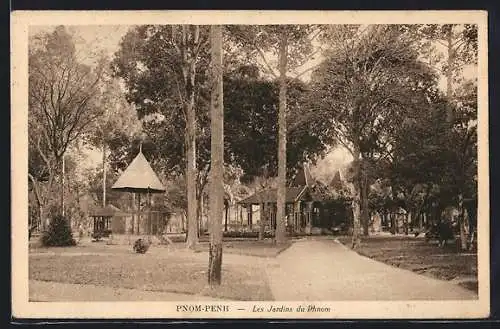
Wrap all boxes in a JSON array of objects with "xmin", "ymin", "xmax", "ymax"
[
  {"xmin": 168, "ymin": 235, "xmax": 187, "ymax": 243},
  {"xmin": 41, "ymin": 215, "xmax": 76, "ymax": 247},
  {"xmin": 133, "ymin": 238, "xmax": 150, "ymax": 254}
]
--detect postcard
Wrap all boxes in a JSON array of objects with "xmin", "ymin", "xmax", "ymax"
[{"xmin": 11, "ymin": 9, "xmax": 489, "ymax": 319}]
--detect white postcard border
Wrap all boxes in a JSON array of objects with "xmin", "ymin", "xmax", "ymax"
[{"xmin": 11, "ymin": 10, "xmax": 490, "ymax": 319}]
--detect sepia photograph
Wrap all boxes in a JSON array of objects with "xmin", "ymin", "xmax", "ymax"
[{"xmin": 11, "ymin": 10, "xmax": 489, "ymax": 319}]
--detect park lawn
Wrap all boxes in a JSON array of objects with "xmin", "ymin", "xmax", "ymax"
[
  {"xmin": 29, "ymin": 251, "xmax": 273, "ymax": 301},
  {"xmin": 30, "ymin": 238, "xmax": 293, "ymax": 258},
  {"xmin": 195, "ymin": 239, "xmax": 292, "ymax": 257},
  {"xmin": 337, "ymin": 235, "xmax": 478, "ymax": 292}
]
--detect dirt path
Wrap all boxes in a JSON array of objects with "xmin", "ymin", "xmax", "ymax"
[
  {"xmin": 266, "ymin": 238, "xmax": 478, "ymax": 301},
  {"xmin": 29, "ymin": 280, "xmax": 224, "ymax": 302}
]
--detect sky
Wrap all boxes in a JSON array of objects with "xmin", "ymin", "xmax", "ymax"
[
  {"xmin": 30, "ymin": 25, "xmax": 130, "ymax": 61},
  {"xmin": 30, "ymin": 25, "xmax": 477, "ymax": 182}
]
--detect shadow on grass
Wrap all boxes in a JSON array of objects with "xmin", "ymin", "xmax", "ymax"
[
  {"xmin": 336, "ymin": 235, "xmax": 478, "ymax": 293},
  {"xmin": 194, "ymin": 239, "xmax": 293, "ymax": 258}
]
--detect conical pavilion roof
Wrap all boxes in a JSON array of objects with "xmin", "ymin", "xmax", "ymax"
[{"xmin": 112, "ymin": 151, "xmax": 165, "ymax": 193}]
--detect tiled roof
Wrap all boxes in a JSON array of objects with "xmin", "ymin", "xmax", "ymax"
[
  {"xmin": 290, "ymin": 163, "xmax": 313, "ymax": 187},
  {"xmin": 238, "ymin": 186, "xmax": 306, "ymax": 205}
]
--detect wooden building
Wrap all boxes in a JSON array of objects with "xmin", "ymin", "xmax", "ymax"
[{"xmin": 238, "ymin": 164, "xmax": 351, "ymax": 234}]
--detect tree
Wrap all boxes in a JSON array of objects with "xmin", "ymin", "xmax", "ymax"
[
  {"xmin": 400, "ymin": 24, "xmax": 478, "ymax": 250},
  {"xmin": 308, "ymin": 25, "xmax": 439, "ymax": 247},
  {"xmin": 112, "ymin": 26, "xmax": 329, "ymax": 245},
  {"xmin": 112, "ymin": 25, "xmax": 210, "ymax": 249},
  {"xmin": 29, "ymin": 26, "xmax": 106, "ymax": 229},
  {"xmin": 390, "ymin": 81, "xmax": 477, "ymax": 249},
  {"xmin": 85, "ymin": 77, "xmax": 142, "ymax": 208},
  {"xmin": 400, "ymin": 24, "xmax": 478, "ymax": 120},
  {"xmin": 224, "ymin": 69, "xmax": 327, "ymax": 182},
  {"xmin": 86, "ymin": 167, "xmax": 126, "ymax": 208},
  {"xmin": 41, "ymin": 214, "xmax": 77, "ymax": 247},
  {"xmin": 208, "ymin": 25, "xmax": 224, "ymax": 286},
  {"xmin": 226, "ymin": 25, "xmax": 325, "ymax": 243}
]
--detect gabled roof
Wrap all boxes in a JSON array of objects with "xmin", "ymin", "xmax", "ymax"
[
  {"xmin": 290, "ymin": 163, "xmax": 314, "ymax": 187},
  {"xmin": 112, "ymin": 151, "xmax": 165, "ymax": 193},
  {"xmin": 329, "ymin": 170, "xmax": 344, "ymax": 190},
  {"xmin": 238, "ymin": 186, "xmax": 307, "ymax": 205}
]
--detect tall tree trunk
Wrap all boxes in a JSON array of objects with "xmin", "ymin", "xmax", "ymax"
[
  {"xmin": 446, "ymin": 24, "xmax": 455, "ymax": 121},
  {"xmin": 360, "ymin": 167, "xmax": 370, "ymax": 236},
  {"xmin": 224, "ymin": 203, "xmax": 229, "ymax": 232},
  {"xmin": 102, "ymin": 143, "xmax": 106, "ymax": 207},
  {"xmin": 197, "ymin": 192, "xmax": 203, "ymax": 237},
  {"xmin": 185, "ymin": 69, "xmax": 198, "ymax": 250},
  {"xmin": 275, "ymin": 32, "xmax": 288, "ymax": 245},
  {"xmin": 61, "ymin": 155, "xmax": 65, "ymax": 217},
  {"xmin": 458, "ymin": 193, "xmax": 468, "ymax": 251},
  {"xmin": 405, "ymin": 212, "xmax": 410, "ymax": 235},
  {"xmin": 351, "ymin": 148, "xmax": 362, "ymax": 249},
  {"xmin": 180, "ymin": 25, "xmax": 201, "ymax": 249},
  {"xmin": 29, "ymin": 174, "xmax": 45, "ymax": 231},
  {"xmin": 465, "ymin": 199, "xmax": 477, "ymax": 251},
  {"xmin": 38, "ymin": 204, "xmax": 44, "ymax": 232},
  {"xmin": 181, "ymin": 211, "xmax": 186, "ymax": 232},
  {"xmin": 208, "ymin": 25, "xmax": 224, "ymax": 286},
  {"xmin": 390, "ymin": 213, "xmax": 396, "ymax": 234}
]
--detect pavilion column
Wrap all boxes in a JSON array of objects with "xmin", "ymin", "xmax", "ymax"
[
  {"xmin": 247, "ymin": 205, "xmax": 253, "ymax": 229},
  {"xmin": 271, "ymin": 203, "xmax": 276, "ymax": 231},
  {"xmin": 239, "ymin": 205, "xmax": 243, "ymax": 226},
  {"xmin": 305, "ymin": 201, "xmax": 313, "ymax": 234},
  {"xmin": 137, "ymin": 193, "xmax": 141, "ymax": 235},
  {"xmin": 259, "ymin": 202, "xmax": 266, "ymax": 240},
  {"xmin": 319, "ymin": 205, "xmax": 324, "ymax": 228},
  {"xmin": 273, "ymin": 203, "xmax": 277, "ymax": 230},
  {"xmin": 131, "ymin": 193, "xmax": 136, "ymax": 234},
  {"xmin": 294, "ymin": 201, "xmax": 301, "ymax": 233},
  {"xmin": 285, "ymin": 204, "xmax": 292, "ymax": 227}
]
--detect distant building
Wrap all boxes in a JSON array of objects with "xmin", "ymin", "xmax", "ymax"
[{"xmin": 238, "ymin": 163, "xmax": 351, "ymax": 234}]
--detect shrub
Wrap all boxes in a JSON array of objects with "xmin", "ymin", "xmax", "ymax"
[
  {"xmin": 40, "ymin": 215, "xmax": 76, "ymax": 247},
  {"xmin": 133, "ymin": 238, "xmax": 150, "ymax": 254},
  {"xmin": 222, "ymin": 230, "xmax": 275, "ymax": 239}
]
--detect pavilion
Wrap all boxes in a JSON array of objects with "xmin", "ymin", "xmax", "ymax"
[
  {"xmin": 238, "ymin": 164, "xmax": 351, "ymax": 234},
  {"xmin": 88, "ymin": 204, "xmax": 127, "ymax": 239},
  {"xmin": 112, "ymin": 149, "xmax": 166, "ymax": 236}
]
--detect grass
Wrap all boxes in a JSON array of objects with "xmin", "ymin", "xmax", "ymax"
[
  {"xmin": 195, "ymin": 239, "xmax": 292, "ymax": 258},
  {"xmin": 30, "ymin": 237, "xmax": 292, "ymax": 258},
  {"xmin": 29, "ymin": 239, "xmax": 281, "ymax": 301},
  {"xmin": 336, "ymin": 235, "xmax": 478, "ymax": 292}
]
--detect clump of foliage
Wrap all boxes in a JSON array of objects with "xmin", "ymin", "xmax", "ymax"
[
  {"xmin": 133, "ymin": 238, "xmax": 150, "ymax": 254},
  {"xmin": 41, "ymin": 215, "xmax": 76, "ymax": 247}
]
